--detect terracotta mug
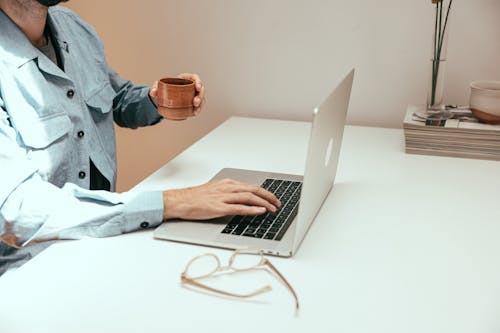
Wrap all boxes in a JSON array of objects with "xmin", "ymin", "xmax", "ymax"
[{"xmin": 157, "ymin": 78, "xmax": 196, "ymax": 120}]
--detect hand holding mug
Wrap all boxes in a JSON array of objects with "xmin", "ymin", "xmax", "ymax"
[{"xmin": 150, "ymin": 73, "xmax": 206, "ymax": 120}]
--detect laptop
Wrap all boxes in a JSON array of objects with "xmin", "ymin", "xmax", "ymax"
[{"xmin": 154, "ymin": 69, "xmax": 354, "ymax": 257}]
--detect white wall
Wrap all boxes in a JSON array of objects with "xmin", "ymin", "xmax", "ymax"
[{"xmin": 65, "ymin": 0, "xmax": 500, "ymax": 190}]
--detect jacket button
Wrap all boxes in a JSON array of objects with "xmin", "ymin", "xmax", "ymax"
[
  {"xmin": 78, "ymin": 171, "xmax": 86, "ymax": 179},
  {"xmin": 140, "ymin": 222, "xmax": 150, "ymax": 229},
  {"xmin": 67, "ymin": 89, "xmax": 75, "ymax": 98},
  {"xmin": 77, "ymin": 131, "xmax": 85, "ymax": 138}
]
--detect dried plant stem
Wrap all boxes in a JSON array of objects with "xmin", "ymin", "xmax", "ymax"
[{"xmin": 430, "ymin": 0, "xmax": 453, "ymax": 107}]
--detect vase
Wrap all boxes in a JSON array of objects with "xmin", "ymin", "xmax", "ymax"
[
  {"xmin": 427, "ymin": 57, "xmax": 447, "ymax": 110},
  {"xmin": 427, "ymin": 1, "xmax": 452, "ymax": 111}
]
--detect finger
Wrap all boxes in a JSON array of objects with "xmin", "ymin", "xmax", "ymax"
[
  {"xmin": 149, "ymin": 81, "xmax": 159, "ymax": 99},
  {"xmin": 194, "ymin": 87, "xmax": 206, "ymax": 109},
  {"xmin": 197, "ymin": 83, "xmax": 206, "ymax": 99},
  {"xmin": 192, "ymin": 75, "xmax": 203, "ymax": 91},
  {"xmin": 193, "ymin": 96, "xmax": 202, "ymax": 108},
  {"xmin": 257, "ymin": 187, "xmax": 281, "ymax": 208},
  {"xmin": 225, "ymin": 192, "xmax": 277, "ymax": 213},
  {"xmin": 224, "ymin": 204, "xmax": 267, "ymax": 216},
  {"xmin": 196, "ymin": 81, "xmax": 202, "ymax": 92},
  {"xmin": 149, "ymin": 86, "xmax": 158, "ymax": 98},
  {"xmin": 230, "ymin": 182, "xmax": 281, "ymax": 208},
  {"xmin": 178, "ymin": 73, "xmax": 202, "ymax": 90}
]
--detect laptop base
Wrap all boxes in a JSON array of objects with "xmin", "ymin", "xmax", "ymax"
[{"xmin": 154, "ymin": 168, "xmax": 302, "ymax": 257}]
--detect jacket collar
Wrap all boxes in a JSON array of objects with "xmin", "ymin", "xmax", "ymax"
[
  {"xmin": 0, "ymin": 8, "xmax": 70, "ymax": 81},
  {"xmin": 0, "ymin": 9, "xmax": 38, "ymax": 69}
]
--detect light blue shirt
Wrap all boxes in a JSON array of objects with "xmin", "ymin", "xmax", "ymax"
[{"xmin": 0, "ymin": 6, "xmax": 164, "ymax": 255}]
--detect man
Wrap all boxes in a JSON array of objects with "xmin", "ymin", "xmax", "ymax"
[{"xmin": 0, "ymin": 0, "xmax": 280, "ymax": 274}]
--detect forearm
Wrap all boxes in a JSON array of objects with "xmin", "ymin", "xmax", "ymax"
[{"xmin": 109, "ymin": 70, "xmax": 162, "ymax": 128}]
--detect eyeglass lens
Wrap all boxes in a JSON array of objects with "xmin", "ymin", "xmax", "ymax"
[
  {"xmin": 230, "ymin": 251, "xmax": 263, "ymax": 271},
  {"xmin": 185, "ymin": 254, "xmax": 220, "ymax": 279}
]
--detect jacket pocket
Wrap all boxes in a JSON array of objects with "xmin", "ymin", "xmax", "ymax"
[
  {"xmin": 85, "ymin": 82, "xmax": 115, "ymax": 114},
  {"xmin": 17, "ymin": 112, "xmax": 72, "ymax": 149}
]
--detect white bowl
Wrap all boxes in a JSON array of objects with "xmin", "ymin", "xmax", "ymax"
[{"xmin": 470, "ymin": 81, "xmax": 500, "ymax": 123}]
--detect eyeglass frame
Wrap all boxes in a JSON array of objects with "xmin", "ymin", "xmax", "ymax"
[{"xmin": 180, "ymin": 248, "xmax": 299, "ymax": 310}]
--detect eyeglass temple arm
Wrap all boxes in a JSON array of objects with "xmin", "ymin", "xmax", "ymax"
[
  {"xmin": 264, "ymin": 260, "xmax": 300, "ymax": 310},
  {"xmin": 181, "ymin": 276, "xmax": 272, "ymax": 299}
]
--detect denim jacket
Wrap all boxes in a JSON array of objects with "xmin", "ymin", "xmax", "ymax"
[{"xmin": 0, "ymin": 6, "xmax": 164, "ymax": 250}]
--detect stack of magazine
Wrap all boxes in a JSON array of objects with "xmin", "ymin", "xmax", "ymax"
[{"xmin": 403, "ymin": 105, "xmax": 500, "ymax": 161}]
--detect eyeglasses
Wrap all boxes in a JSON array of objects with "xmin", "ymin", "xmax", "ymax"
[{"xmin": 180, "ymin": 248, "xmax": 299, "ymax": 310}]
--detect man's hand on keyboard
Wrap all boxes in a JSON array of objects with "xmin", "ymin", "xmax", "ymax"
[{"xmin": 162, "ymin": 179, "xmax": 281, "ymax": 220}]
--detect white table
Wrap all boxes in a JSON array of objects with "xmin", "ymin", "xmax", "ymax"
[{"xmin": 1, "ymin": 117, "xmax": 500, "ymax": 333}]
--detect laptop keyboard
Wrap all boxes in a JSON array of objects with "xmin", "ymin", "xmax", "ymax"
[{"xmin": 220, "ymin": 178, "xmax": 302, "ymax": 241}]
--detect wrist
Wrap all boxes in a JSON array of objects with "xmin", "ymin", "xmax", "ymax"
[
  {"xmin": 162, "ymin": 189, "xmax": 189, "ymax": 220},
  {"xmin": 162, "ymin": 191, "xmax": 175, "ymax": 220}
]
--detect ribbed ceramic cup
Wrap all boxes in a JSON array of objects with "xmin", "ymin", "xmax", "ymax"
[
  {"xmin": 157, "ymin": 78, "xmax": 196, "ymax": 120},
  {"xmin": 470, "ymin": 81, "xmax": 500, "ymax": 124}
]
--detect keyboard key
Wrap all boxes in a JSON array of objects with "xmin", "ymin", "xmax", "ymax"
[
  {"xmin": 254, "ymin": 215, "xmax": 265, "ymax": 222},
  {"xmin": 276, "ymin": 215, "xmax": 286, "ymax": 222},
  {"xmin": 232, "ymin": 225, "xmax": 247, "ymax": 235},
  {"xmin": 240, "ymin": 216, "xmax": 253, "ymax": 224},
  {"xmin": 268, "ymin": 181, "xmax": 280, "ymax": 193},
  {"xmin": 274, "ymin": 183, "xmax": 287, "ymax": 198},
  {"xmin": 264, "ymin": 233, "xmax": 276, "ymax": 240},
  {"xmin": 230, "ymin": 215, "xmax": 243, "ymax": 224},
  {"xmin": 261, "ymin": 179, "xmax": 273, "ymax": 189}
]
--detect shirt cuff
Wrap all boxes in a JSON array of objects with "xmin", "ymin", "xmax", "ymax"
[
  {"xmin": 148, "ymin": 92, "xmax": 158, "ymax": 108},
  {"xmin": 142, "ymin": 87, "xmax": 162, "ymax": 124},
  {"xmin": 122, "ymin": 190, "xmax": 164, "ymax": 232}
]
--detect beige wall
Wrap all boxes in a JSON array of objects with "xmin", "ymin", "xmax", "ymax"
[{"xmin": 64, "ymin": 0, "xmax": 500, "ymax": 191}]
